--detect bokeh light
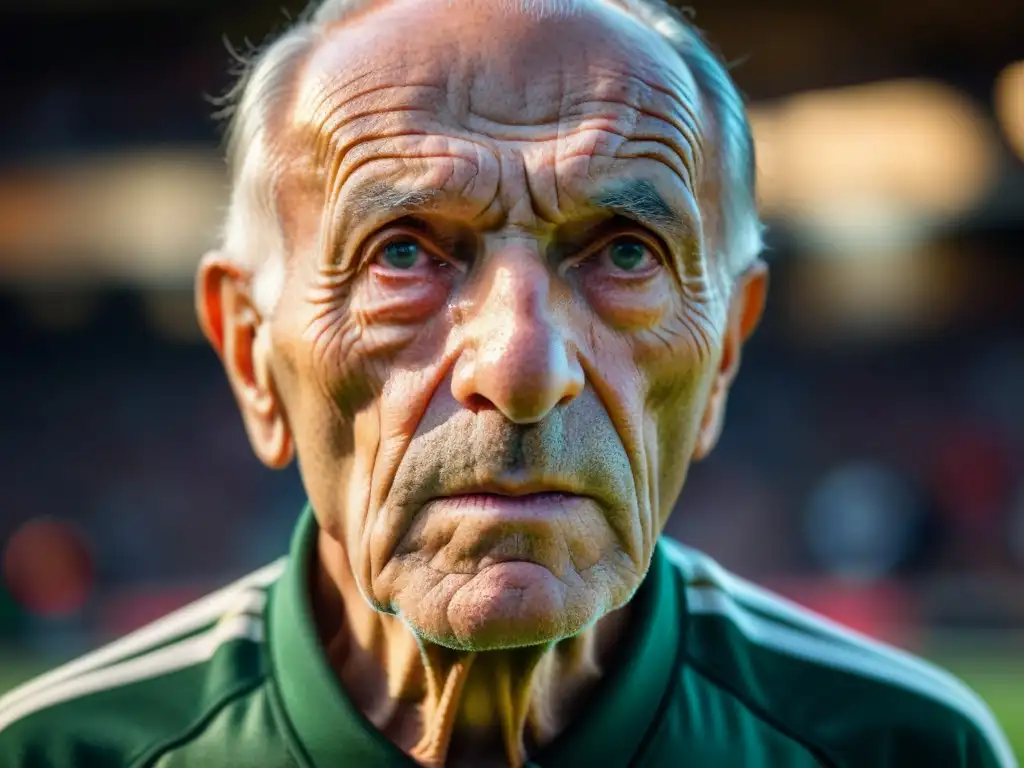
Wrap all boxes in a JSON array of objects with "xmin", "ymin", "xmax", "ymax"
[
  {"xmin": 3, "ymin": 518, "xmax": 95, "ymax": 619},
  {"xmin": 995, "ymin": 60, "xmax": 1024, "ymax": 161},
  {"xmin": 753, "ymin": 80, "xmax": 997, "ymax": 227}
]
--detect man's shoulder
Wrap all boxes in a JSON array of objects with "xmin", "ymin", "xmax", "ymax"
[
  {"xmin": 0, "ymin": 559, "xmax": 286, "ymax": 768},
  {"xmin": 657, "ymin": 538, "xmax": 1018, "ymax": 767}
]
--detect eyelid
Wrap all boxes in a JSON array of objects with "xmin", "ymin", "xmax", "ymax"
[
  {"xmin": 364, "ymin": 224, "xmax": 462, "ymax": 271},
  {"xmin": 562, "ymin": 227, "xmax": 666, "ymax": 274}
]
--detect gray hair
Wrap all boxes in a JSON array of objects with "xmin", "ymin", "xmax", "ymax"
[{"xmin": 217, "ymin": 0, "xmax": 764, "ymax": 313}]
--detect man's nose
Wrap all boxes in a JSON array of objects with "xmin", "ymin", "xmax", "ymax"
[{"xmin": 451, "ymin": 252, "xmax": 584, "ymax": 424}]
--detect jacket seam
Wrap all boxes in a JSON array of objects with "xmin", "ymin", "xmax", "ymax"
[
  {"xmin": 626, "ymin": 612, "xmax": 689, "ymax": 768},
  {"xmin": 127, "ymin": 674, "xmax": 268, "ymax": 767}
]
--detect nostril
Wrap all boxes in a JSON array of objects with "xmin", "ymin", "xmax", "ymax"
[{"xmin": 464, "ymin": 393, "xmax": 495, "ymax": 413}]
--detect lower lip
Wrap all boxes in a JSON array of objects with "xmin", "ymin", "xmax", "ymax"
[{"xmin": 428, "ymin": 492, "xmax": 586, "ymax": 518}]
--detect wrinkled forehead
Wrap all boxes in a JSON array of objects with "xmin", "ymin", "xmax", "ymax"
[{"xmin": 291, "ymin": 0, "xmax": 702, "ymax": 142}]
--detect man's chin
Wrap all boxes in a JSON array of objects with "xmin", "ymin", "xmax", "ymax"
[{"xmin": 397, "ymin": 561, "xmax": 597, "ymax": 651}]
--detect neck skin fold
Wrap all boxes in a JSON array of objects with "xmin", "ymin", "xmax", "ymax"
[{"xmin": 313, "ymin": 534, "xmax": 631, "ymax": 768}]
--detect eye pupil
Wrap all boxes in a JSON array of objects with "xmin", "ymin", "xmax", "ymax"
[
  {"xmin": 383, "ymin": 240, "xmax": 420, "ymax": 269},
  {"xmin": 609, "ymin": 240, "xmax": 646, "ymax": 271}
]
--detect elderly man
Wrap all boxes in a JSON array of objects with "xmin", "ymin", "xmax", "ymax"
[{"xmin": 0, "ymin": 0, "xmax": 1015, "ymax": 766}]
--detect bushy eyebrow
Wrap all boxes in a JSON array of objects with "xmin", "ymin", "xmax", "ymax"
[
  {"xmin": 345, "ymin": 181, "xmax": 445, "ymax": 220},
  {"xmin": 588, "ymin": 179, "xmax": 694, "ymax": 241},
  {"xmin": 342, "ymin": 178, "xmax": 695, "ymax": 245}
]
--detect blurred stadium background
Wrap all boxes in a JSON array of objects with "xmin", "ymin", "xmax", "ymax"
[{"xmin": 0, "ymin": 0, "xmax": 1021, "ymax": 756}]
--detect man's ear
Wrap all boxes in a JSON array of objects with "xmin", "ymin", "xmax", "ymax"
[
  {"xmin": 692, "ymin": 260, "xmax": 768, "ymax": 461},
  {"xmin": 196, "ymin": 251, "xmax": 294, "ymax": 469}
]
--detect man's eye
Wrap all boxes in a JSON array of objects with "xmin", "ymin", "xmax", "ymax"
[
  {"xmin": 380, "ymin": 239, "xmax": 424, "ymax": 269},
  {"xmin": 604, "ymin": 238, "xmax": 654, "ymax": 272}
]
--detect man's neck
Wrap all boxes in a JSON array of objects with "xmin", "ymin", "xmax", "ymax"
[{"xmin": 313, "ymin": 533, "xmax": 631, "ymax": 768}]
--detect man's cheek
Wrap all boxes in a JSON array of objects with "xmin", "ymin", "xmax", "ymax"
[
  {"xmin": 345, "ymin": 405, "xmax": 386, "ymax": 594},
  {"xmin": 635, "ymin": 303, "xmax": 723, "ymax": 401},
  {"xmin": 653, "ymin": 398, "xmax": 700, "ymax": 520},
  {"xmin": 355, "ymin": 355, "xmax": 456, "ymax": 587},
  {"xmin": 640, "ymin": 309, "xmax": 724, "ymax": 514},
  {"xmin": 297, "ymin": 313, "xmax": 419, "ymax": 427}
]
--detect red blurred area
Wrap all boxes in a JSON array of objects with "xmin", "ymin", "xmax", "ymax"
[
  {"xmin": 3, "ymin": 518, "xmax": 95, "ymax": 618},
  {"xmin": 767, "ymin": 579, "xmax": 919, "ymax": 649}
]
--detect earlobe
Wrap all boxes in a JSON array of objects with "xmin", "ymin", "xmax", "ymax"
[
  {"xmin": 195, "ymin": 251, "xmax": 294, "ymax": 469},
  {"xmin": 691, "ymin": 260, "xmax": 769, "ymax": 462}
]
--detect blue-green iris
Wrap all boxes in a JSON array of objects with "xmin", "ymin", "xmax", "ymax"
[
  {"xmin": 383, "ymin": 240, "xmax": 420, "ymax": 269},
  {"xmin": 609, "ymin": 240, "xmax": 646, "ymax": 271}
]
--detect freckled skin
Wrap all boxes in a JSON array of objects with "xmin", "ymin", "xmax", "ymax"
[{"xmin": 197, "ymin": 0, "xmax": 766, "ymax": 764}]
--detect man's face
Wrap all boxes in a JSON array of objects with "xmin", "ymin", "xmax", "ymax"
[{"xmin": 215, "ymin": 0, "xmax": 761, "ymax": 649}]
